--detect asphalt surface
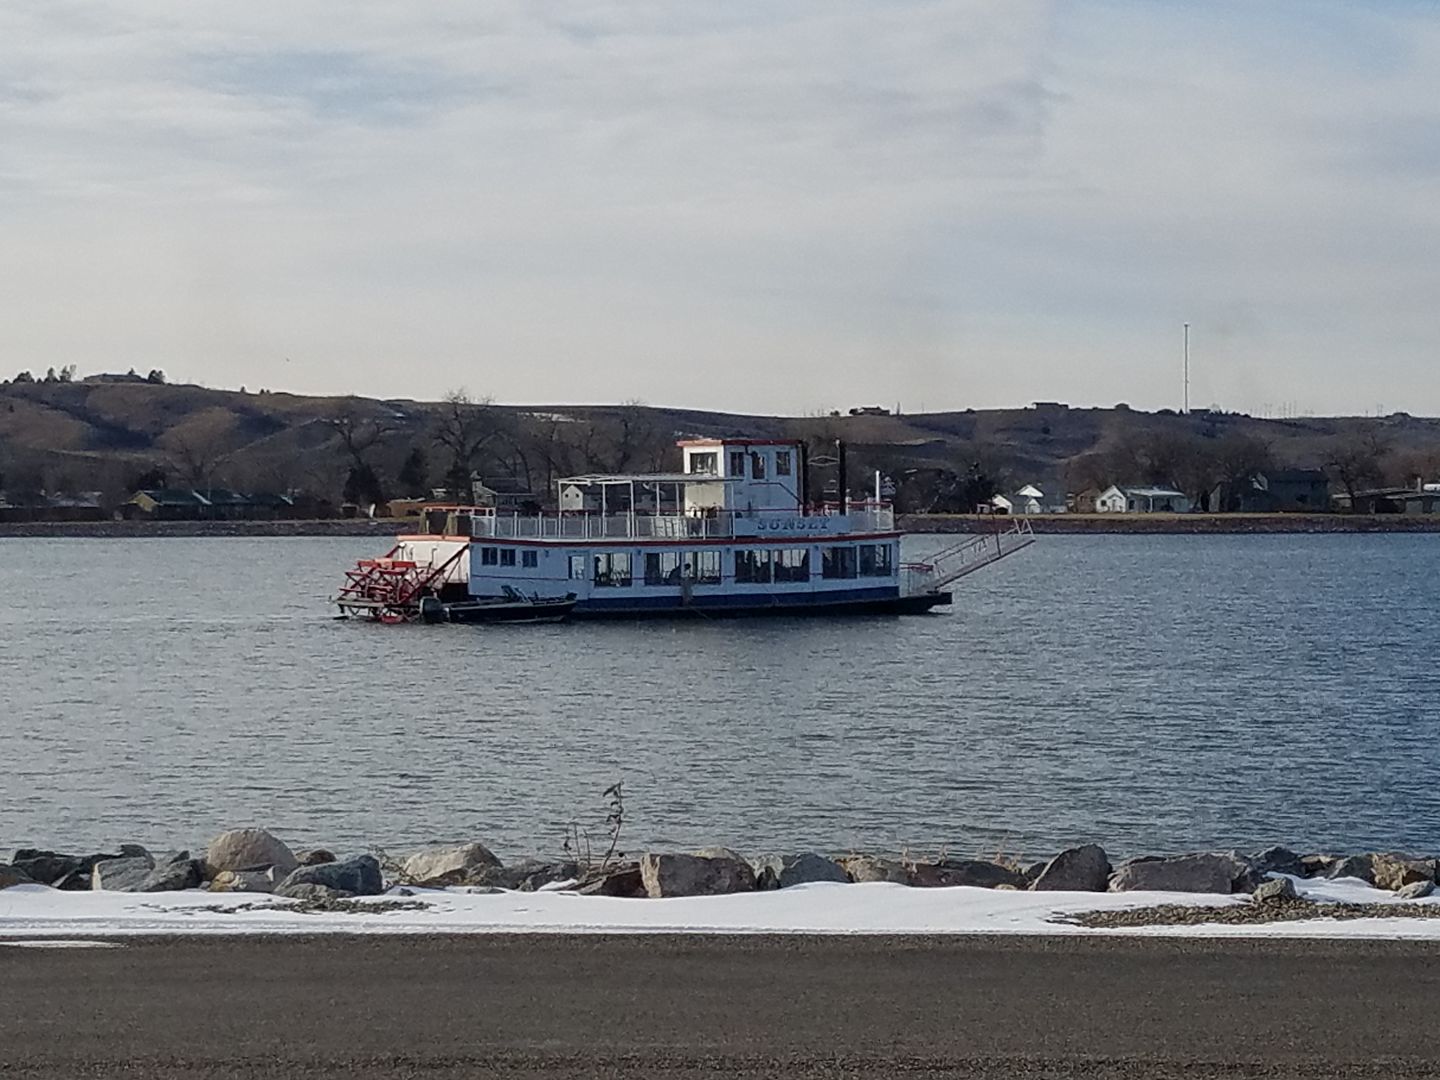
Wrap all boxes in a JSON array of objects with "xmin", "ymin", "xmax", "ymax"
[{"xmin": 4, "ymin": 934, "xmax": 1440, "ymax": 1078}]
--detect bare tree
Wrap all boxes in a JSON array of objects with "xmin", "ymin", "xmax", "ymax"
[
  {"xmin": 1325, "ymin": 426, "xmax": 1389, "ymax": 505},
  {"xmin": 166, "ymin": 431, "xmax": 226, "ymax": 488},
  {"xmin": 608, "ymin": 400, "xmax": 670, "ymax": 473},
  {"xmin": 433, "ymin": 390, "xmax": 499, "ymax": 494},
  {"xmin": 1210, "ymin": 433, "xmax": 1272, "ymax": 506},
  {"xmin": 328, "ymin": 399, "xmax": 397, "ymax": 470}
]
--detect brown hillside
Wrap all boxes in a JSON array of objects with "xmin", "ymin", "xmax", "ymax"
[{"xmin": 2, "ymin": 378, "xmax": 1439, "ymax": 509}]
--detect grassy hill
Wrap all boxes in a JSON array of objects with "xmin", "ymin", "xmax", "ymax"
[{"xmin": 3, "ymin": 375, "xmax": 1439, "ymax": 512}]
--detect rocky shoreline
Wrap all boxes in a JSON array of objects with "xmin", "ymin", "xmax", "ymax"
[{"xmin": 3, "ymin": 834, "xmax": 1438, "ymax": 924}]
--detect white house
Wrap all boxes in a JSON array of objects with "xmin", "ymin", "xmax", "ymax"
[
  {"xmin": 1014, "ymin": 484, "xmax": 1044, "ymax": 514},
  {"xmin": 1095, "ymin": 485, "xmax": 1192, "ymax": 513}
]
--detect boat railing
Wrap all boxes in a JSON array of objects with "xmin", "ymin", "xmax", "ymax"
[
  {"xmin": 838, "ymin": 503, "xmax": 895, "ymax": 532},
  {"xmin": 468, "ymin": 503, "xmax": 896, "ymax": 542},
  {"xmin": 474, "ymin": 512, "xmax": 738, "ymax": 541}
]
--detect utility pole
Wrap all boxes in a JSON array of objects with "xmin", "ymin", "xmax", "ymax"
[{"xmin": 1183, "ymin": 322, "xmax": 1191, "ymax": 414}]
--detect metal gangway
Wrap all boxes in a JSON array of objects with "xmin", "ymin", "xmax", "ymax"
[{"xmin": 901, "ymin": 519, "xmax": 1036, "ymax": 597}]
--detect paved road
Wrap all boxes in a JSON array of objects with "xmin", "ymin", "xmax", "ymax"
[{"xmin": 4, "ymin": 934, "xmax": 1440, "ymax": 1078}]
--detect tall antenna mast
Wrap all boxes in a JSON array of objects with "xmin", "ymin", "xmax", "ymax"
[{"xmin": 1183, "ymin": 322, "xmax": 1190, "ymax": 414}]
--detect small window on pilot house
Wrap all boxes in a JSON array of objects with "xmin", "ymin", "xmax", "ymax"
[
  {"xmin": 775, "ymin": 451, "xmax": 792, "ymax": 477},
  {"xmin": 481, "ymin": 547, "xmax": 499, "ymax": 566},
  {"xmin": 729, "ymin": 450, "xmax": 746, "ymax": 477},
  {"xmin": 499, "ymin": 548, "xmax": 516, "ymax": 567},
  {"xmin": 751, "ymin": 452, "xmax": 766, "ymax": 479},
  {"xmin": 522, "ymin": 550, "xmax": 538, "ymax": 568}
]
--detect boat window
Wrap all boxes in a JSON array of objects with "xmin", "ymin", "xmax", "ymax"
[
  {"xmin": 858, "ymin": 544, "xmax": 894, "ymax": 576},
  {"xmin": 822, "ymin": 546, "xmax": 857, "ymax": 579},
  {"xmin": 568, "ymin": 554, "xmax": 588, "ymax": 580},
  {"xmin": 522, "ymin": 550, "xmax": 538, "ymax": 568},
  {"xmin": 772, "ymin": 548, "xmax": 810, "ymax": 583},
  {"xmin": 689, "ymin": 452, "xmax": 718, "ymax": 475},
  {"xmin": 644, "ymin": 551, "xmax": 684, "ymax": 585},
  {"xmin": 692, "ymin": 550, "xmax": 723, "ymax": 584},
  {"xmin": 480, "ymin": 547, "xmax": 499, "ymax": 566},
  {"xmin": 729, "ymin": 450, "xmax": 746, "ymax": 477},
  {"xmin": 735, "ymin": 549, "xmax": 772, "ymax": 584},
  {"xmin": 499, "ymin": 548, "xmax": 516, "ymax": 567},
  {"xmin": 775, "ymin": 451, "xmax": 792, "ymax": 477},
  {"xmin": 751, "ymin": 452, "xmax": 766, "ymax": 479},
  {"xmin": 593, "ymin": 552, "xmax": 632, "ymax": 587}
]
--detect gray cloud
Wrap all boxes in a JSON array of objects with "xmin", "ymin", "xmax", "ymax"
[{"xmin": 0, "ymin": 1, "xmax": 1436, "ymax": 414}]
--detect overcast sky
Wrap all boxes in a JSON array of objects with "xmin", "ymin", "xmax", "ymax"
[{"xmin": 3, "ymin": 2, "xmax": 1436, "ymax": 415}]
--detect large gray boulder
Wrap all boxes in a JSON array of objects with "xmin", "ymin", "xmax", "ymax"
[
  {"xmin": 910, "ymin": 859, "xmax": 1026, "ymax": 890},
  {"xmin": 1252, "ymin": 877, "xmax": 1297, "ymax": 904},
  {"xmin": 279, "ymin": 854, "xmax": 384, "ymax": 897},
  {"xmin": 12, "ymin": 846, "xmax": 150, "ymax": 890},
  {"xmin": 1396, "ymin": 880, "xmax": 1436, "ymax": 900},
  {"xmin": 137, "ymin": 852, "xmax": 204, "ymax": 892},
  {"xmin": 205, "ymin": 829, "xmax": 297, "ymax": 877},
  {"xmin": 1371, "ymin": 854, "xmax": 1437, "ymax": 892},
  {"xmin": 1108, "ymin": 853, "xmax": 1256, "ymax": 894},
  {"xmin": 0, "ymin": 864, "xmax": 35, "ymax": 889},
  {"xmin": 400, "ymin": 843, "xmax": 500, "ymax": 887},
  {"xmin": 572, "ymin": 862, "xmax": 646, "ymax": 897},
  {"xmin": 1300, "ymin": 854, "xmax": 1338, "ymax": 878},
  {"xmin": 1251, "ymin": 846, "xmax": 1306, "ymax": 878},
  {"xmin": 1031, "ymin": 845, "xmax": 1111, "ymax": 892},
  {"xmin": 91, "ymin": 852, "xmax": 156, "ymax": 891},
  {"xmin": 841, "ymin": 856, "xmax": 911, "ymax": 884},
  {"xmin": 464, "ymin": 859, "xmax": 579, "ymax": 892},
  {"xmin": 640, "ymin": 852, "xmax": 756, "ymax": 898},
  {"xmin": 1325, "ymin": 854, "xmax": 1376, "ymax": 884},
  {"xmin": 11, "ymin": 849, "xmax": 87, "ymax": 885},
  {"xmin": 752, "ymin": 853, "xmax": 849, "ymax": 890}
]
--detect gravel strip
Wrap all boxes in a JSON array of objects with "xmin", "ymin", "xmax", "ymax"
[{"xmin": 1061, "ymin": 898, "xmax": 1440, "ymax": 929}]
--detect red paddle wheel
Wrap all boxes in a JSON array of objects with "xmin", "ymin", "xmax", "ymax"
[{"xmin": 333, "ymin": 544, "xmax": 469, "ymax": 622}]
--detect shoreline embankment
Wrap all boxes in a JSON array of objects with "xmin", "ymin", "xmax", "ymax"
[
  {"xmin": 2, "ymin": 513, "xmax": 1439, "ymax": 539},
  {"xmin": 900, "ymin": 513, "xmax": 1440, "ymax": 534}
]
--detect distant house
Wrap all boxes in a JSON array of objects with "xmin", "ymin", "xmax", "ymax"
[
  {"xmin": 1014, "ymin": 484, "xmax": 1045, "ymax": 514},
  {"xmin": 124, "ymin": 489, "xmax": 297, "ymax": 521},
  {"xmin": 472, "ymin": 475, "xmax": 538, "ymax": 511},
  {"xmin": 1213, "ymin": 469, "xmax": 1330, "ymax": 513},
  {"xmin": 847, "ymin": 406, "xmax": 892, "ymax": 416},
  {"xmin": 1095, "ymin": 485, "xmax": 1192, "ymax": 514},
  {"xmin": 125, "ymin": 489, "xmax": 212, "ymax": 519},
  {"xmin": 1337, "ymin": 486, "xmax": 1440, "ymax": 515},
  {"xmin": 0, "ymin": 491, "xmax": 106, "ymax": 523},
  {"xmin": 991, "ymin": 485, "xmax": 1046, "ymax": 515},
  {"xmin": 1068, "ymin": 488, "xmax": 1102, "ymax": 514}
]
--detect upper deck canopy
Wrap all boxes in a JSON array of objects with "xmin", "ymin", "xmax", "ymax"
[{"xmin": 557, "ymin": 473, "xmax": 738, "ymax": 487}]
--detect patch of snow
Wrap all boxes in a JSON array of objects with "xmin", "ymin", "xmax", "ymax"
[{"xmin": 0, "ymin": 877, "xmax": 1436, "ymax": 939}]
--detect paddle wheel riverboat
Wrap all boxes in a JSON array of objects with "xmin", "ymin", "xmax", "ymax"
[{"xmin": 334, "ymin": 437, "xmax": 1033, "ymax": 622}]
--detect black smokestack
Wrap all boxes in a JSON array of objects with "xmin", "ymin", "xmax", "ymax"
[{"xmin": 798, "ymin": 441, "xmax": 810, "ymax": 510}]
